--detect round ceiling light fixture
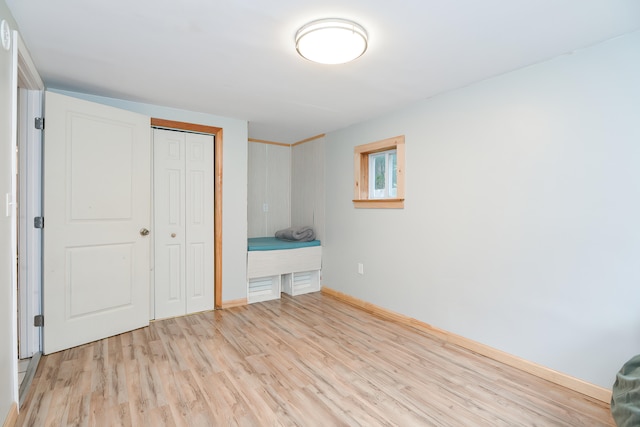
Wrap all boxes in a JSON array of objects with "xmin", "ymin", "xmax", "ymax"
[{"xmin": 295, "ymin": 18, "xmax": 368, "ymax": 65}]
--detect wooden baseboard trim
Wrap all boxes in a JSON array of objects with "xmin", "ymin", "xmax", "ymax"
[
  {"xmin": 321, "ymin": 286, "xmax": 612, "ymax": 403},
  {"xmin": 3, "ymin": 402, "xmax": 18, "ymax": 427},
  {"xmin": 221, "ymin": 298, "xmax": 247, "ymax": 309}
]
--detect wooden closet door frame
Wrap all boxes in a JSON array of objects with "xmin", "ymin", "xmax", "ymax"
[{"xmin": 151, "ymin": 118, "xmax": 223, "ymax": 309}]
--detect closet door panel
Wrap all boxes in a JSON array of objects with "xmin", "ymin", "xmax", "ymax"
[
  {"xmin": 185, "ymin": 133, "xmax": 214, "ymax": 313},
  {"xmin": 153, "ymin": 129, "xmax": 187, "ymax": 319}
]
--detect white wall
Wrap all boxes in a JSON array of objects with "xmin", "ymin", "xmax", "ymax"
[
  {"xmin": 0, "ymin": 1, "xmax": 18, "ymax": 422},
  {"xmin": 247, "ymin": 142, "xmax": 290, "ymax": 237},
  {"xmin": 291, "ymin": 138, "xmax": 325, "ymax": 241},
  {"xmin": 324, "ymin": 31, "xmax": 640, "ymax": 389},
  {"xmin": 247, "ymin": 137, "xmax": 325, "ymax": 242},
  {"xmin": 51, "ymin": 89, "xmax": 249, "ymax": 302}
]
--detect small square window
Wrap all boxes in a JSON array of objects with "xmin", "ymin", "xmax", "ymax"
[{"xmin": 353, "ymin": 135, "xmax": 405, "ymax": 209}]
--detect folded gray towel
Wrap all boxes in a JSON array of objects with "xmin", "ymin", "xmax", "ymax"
[{"xmin": 275, "ymin": 226, "xmax": 316, "ymax": 242}]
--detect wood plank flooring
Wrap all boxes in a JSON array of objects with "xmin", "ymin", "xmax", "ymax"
[{"xmin": 17, "ymin": 292, "xmax": 614, "ymax": 426}]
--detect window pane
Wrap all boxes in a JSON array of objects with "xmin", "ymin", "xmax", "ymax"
[
  {"xmin": 374, "ymin": 155, "xmax": 385, "ymax": 191},
  {"xmin": 389, "ymin": 152, "xmax": 397, "ymax": 197},
  {"xmin": 368, "ymin": 149, "xmax": 398, "ymax": 199},
  {"xmin": 369, "ymin": 153, "xmax": 385, "ymax": 198}
]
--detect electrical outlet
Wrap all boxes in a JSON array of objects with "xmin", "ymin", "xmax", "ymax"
[
  {"xmin": 358, "ymin": 263, "xmax": 364, "ymax": 275},
  {"xmin": 262, "ymin": 203, "xmax": 269, "ymax": 212}
]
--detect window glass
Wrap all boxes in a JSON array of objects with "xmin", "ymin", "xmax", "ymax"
[
  {"xmin": 369, "ymin": 150, "xmax": 396, "ymax": 199},
  {"xmin": 375, "ymin": 156, "xmax": 385, "ymax": 190},
  {"xmin": 389, "ymin": 152, "xmax": 397, "ymax": 197}
]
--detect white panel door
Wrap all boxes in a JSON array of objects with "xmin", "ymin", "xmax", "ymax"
[
  {"xmin": 153, "ymin": 129, "xmax": 186, "ymax": 318},
  {"xmin": 153, "ymin": 129, "xmax": 213, "ymax": 319},
  {"xmin": 43, "ymin": 91, "xmax": 151, "ymax": 354},
  {"xmin": 185, "ymin": 132, "xmax": 214, "ymax": 313}
]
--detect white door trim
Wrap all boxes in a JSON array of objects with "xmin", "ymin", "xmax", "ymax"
[
  {"xmin": 15, "ymin": 31, "xmax": 44, "ymax": 360},
  {"xmin": 15, "ymin": 33, "xmax": 43, "ymax": 89},
  {"xmin": 17, "ymin": 88, "xmax": 43, "ymax": 359}
]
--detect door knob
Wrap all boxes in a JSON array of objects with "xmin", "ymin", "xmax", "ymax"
[
  {"xmin": 139, "ymin": 228, "xmax": 150, "ymax": 236},
  {"xmin": 171, "ymin": 233, "xmax": 176, "ymax": 238}
]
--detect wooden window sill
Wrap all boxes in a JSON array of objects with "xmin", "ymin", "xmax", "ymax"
[{"xmin": 353, "ymin": 198, "xmax": 404, "ymax": 209}]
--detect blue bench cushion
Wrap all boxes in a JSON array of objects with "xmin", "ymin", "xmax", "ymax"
[{"xmin": 248, "ymin": 237, "xmax": 321, "ymax": 251}]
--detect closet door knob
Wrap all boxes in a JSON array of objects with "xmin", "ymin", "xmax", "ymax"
[
  {"xmin": 171, "ymin": 233, "xmax": 176, "ymax": 238},
  {"xmin": 139, "ymin": 228, "xmax": 150, "ymax": 236}
]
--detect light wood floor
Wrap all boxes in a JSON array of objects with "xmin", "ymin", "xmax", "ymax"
[{"xmin": 17, "ymin": 292, "xmax": 614, "ymax": 426}]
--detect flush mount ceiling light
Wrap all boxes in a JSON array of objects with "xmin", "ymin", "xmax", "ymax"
[{"xmin": 295, "ymin": 18, "xmax": 368, "ymax": 65}]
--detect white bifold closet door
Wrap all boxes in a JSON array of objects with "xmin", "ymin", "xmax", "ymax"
[{"xmin": 153, "ymin": 128, "xmax": 214, "ymax": 319}]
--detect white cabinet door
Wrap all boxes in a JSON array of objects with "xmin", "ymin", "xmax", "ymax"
[
  {"xmin": 153, "ymin": 129, "xmax": 214, "ymax": 319},
  {"xmin": 43, "ymin": 91, "xmax": 151, "ymax": 354}
]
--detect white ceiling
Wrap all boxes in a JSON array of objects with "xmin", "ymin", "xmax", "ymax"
[{"xmin": 6, "ymin": 1, "xmax": 640, "ymax": 143}]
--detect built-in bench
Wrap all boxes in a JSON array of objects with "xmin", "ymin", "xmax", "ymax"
[{"xmin": 247, "ymin": 237, "xmax": 322, "ymax": 303}]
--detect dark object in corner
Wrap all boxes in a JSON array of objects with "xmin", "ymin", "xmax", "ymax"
[
  {"xmin": 612, "ymin": 354, "xmax": 640, "ymax": 427},
  {"xmin": 275, "ymin": 226, "xmax": 315, "ymax": 242}
]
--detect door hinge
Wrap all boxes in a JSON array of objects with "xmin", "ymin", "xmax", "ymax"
[
  {"xmin": 34, "ymin": 216, "xmax": 44, "ymax": 229},
  {"xmin": 34, "ymin": 117, "xmax": 44, "ymax": 130},
  {"xmin": 34, "ymin": 314, "xmax": 44, "ymax": 327}
]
